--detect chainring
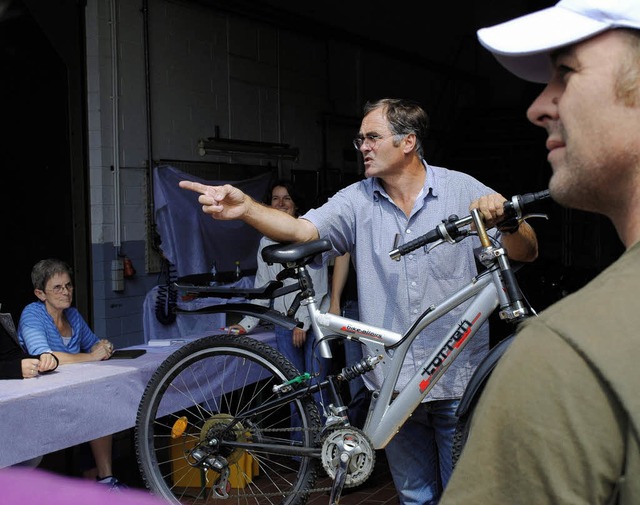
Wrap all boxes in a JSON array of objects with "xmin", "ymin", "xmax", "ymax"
[{"xmin": 321, "ymin": 427, "xmax": 375, "ymax": 487}]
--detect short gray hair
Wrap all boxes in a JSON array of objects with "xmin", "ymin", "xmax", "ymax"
[{"xmin": 31, "ymin": 258, "xmax": 73, "ymax": 291}]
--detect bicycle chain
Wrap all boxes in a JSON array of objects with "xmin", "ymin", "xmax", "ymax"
[
  {"xmin": 257, "ymin": 426, "xmax": 321, "ymax": 433},
  {"xmin": 227, "ymin": 485, "xmax": 334, "ymax": 500},
  {"xmin": 209, "ymin": 425, "xmax": 335, "ymax": 499}
]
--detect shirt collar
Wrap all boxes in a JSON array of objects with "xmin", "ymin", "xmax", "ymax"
[{"xmin": 371, "ymin": 159, "xmax": 434, "ymax": 202}]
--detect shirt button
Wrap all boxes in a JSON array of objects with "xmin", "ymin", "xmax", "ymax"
[
  {"xmin": 413, "ymin": 309, "xmax": 418, "ymax": 314},
  {"xmin": 406, "ymin": 229, "xmax": 412, "ymax": 234},
  {"xmin": 411, "ymin": 281, "xmax": 417, "ymax": 286}
]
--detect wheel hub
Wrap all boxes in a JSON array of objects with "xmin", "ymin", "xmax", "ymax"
[{"xmin": 201, "ymin": 413, "xmax": 249, "ymax": 464}]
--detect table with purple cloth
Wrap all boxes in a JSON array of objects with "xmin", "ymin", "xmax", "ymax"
[{"xmin": 0, "ymin": 329, "xmax": 275, "ymax": 468}]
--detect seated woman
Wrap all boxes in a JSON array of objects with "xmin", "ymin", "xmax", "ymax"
[
  {"xmin": 18, "ymin": 258, "xmax": 126, "ymax": 490},
  {"xmin": 229, "ymin": 180, "xmax": 331, "ymax": 430}
]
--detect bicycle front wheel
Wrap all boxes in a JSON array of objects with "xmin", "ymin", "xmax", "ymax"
[{"xmin": 135, "ymin": 334, "xmax": 322, "ymax": 504}]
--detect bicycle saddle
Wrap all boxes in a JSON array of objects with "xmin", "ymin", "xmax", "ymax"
[{"xmin": 262, "ymin": 238, "xmax": 332, "ymax": 266}]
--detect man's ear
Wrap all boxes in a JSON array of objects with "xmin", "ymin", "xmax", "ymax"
[{"xmin": 402, "ymin": 133, "xmax": 417, "ymax": 154}]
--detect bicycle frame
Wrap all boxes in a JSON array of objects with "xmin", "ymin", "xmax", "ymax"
[
  {"xmin": 310, "ymin": 265, "xmax": 502, "ymax": 449},
  {"xmin": 138, "ymin": 190, "xmax": 549, "ymax": 505},
  {"xmin": 175, "ymin": 200, "xmax": 543, "ymax": 452}
]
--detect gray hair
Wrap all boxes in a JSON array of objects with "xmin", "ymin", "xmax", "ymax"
[
  {"xmin": 31, "ymin": 258, "xmax": 73, "ymax": 291},
  {"xmin": 363, "ymin": 98, "xmax": 430, "ymax": 159}
]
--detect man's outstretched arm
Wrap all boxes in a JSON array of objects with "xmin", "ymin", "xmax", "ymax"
[{"xmin": 179, "ymin": 180, "xmax": 319, "ymax": 243}]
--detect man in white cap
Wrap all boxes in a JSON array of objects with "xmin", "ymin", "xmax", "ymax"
[{"xmin": 441, "ymin": 1, "xmax": 640, "ymax": 503}]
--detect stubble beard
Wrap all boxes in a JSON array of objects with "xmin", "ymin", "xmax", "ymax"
[{"xmin": 548, "ymin": 143, "xmax": 615, "ymax": 218}]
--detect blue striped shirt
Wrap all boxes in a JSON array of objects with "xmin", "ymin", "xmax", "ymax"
[
  {"xmin": 303, "ymin": 162, "xmax": 498, "ymax": 400},
  {"xmin": 18, "ymin": 302, "xmax": 100, "ymax": 355}
]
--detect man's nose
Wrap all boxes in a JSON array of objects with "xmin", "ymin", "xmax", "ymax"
[{"xmin": 526, "ymin": 82, "xmax": 559, "ymax": 127}]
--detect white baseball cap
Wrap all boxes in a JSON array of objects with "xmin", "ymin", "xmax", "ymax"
[{"xmin": 477, "ymin": 0, "xmax": 640, "ymax": 83}]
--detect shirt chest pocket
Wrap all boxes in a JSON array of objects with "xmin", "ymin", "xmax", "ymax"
[{"xmin": 424, "ymin": 244, "xmax": 470, "ymax": 281}]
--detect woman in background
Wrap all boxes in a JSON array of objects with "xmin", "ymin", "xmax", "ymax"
[
  {"xmin": 230, "ymin": 179, "xmax": 330, "ymax": 384},
  {"xmin": 18, "ymin": 258, "xmax": 126, "ymax": 490}
]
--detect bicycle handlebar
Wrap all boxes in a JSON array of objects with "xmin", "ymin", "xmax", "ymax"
[
  {"xmin": 503, "ymin": 189, "xmax": 550, "ymax": 220},
  {"xmin": 389, "ymin": 189, "xmax": 550, "ymax": 260}
]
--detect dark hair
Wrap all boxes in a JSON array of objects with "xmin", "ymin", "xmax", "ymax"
[
  {"xmin": 363, "ymin": 98, "xmax": 429, "ymax": 159},
  {"xmin": 31, "ymin": 258, "xmax": 73, "ymax": 291},
  {"xmin": 263, "ymin": 179, "xmax": 307, "ymax": 217}
]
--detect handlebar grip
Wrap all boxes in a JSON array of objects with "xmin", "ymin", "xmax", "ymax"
[
  {"xmin": 389, "ymin": 189, "xmax": 551, "ymax": 260},
  {"xmin": 521, "ymin": 189, "xmax": 550, "ymax": 205},
  {"xmin": 389, "ymin": 228, "xmax": 441, "ymax": 260},
  {"xmin": 503, "ymin": 189, "xmax": 551, "ymax": 219}
]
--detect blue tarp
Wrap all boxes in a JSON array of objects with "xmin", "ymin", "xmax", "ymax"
[{"xmin": 153, "ymin": 165, "xmax": 272, "ymax": 277}]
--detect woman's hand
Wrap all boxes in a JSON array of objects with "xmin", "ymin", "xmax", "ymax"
[
  {"xmin": 328, "ymin": 300, "xmax": 341, "ymax": 316},
  {"xmin": 90, "ymin": 340, "xmax": 114, "ymax": 360},
  {"xmin": 292, "ymin": 327, "xmax": 307, "ymax": 348},
  {"xmin": 38, "ymin": 353, "xmax": 58, "ymax": 372},
  {"xmin": 21, "ymin": 358, "xmax": 40, "ymax": 379},
  {"xmin": 227, "ymin": 325, "xmax": 246, "ymax": 335}
]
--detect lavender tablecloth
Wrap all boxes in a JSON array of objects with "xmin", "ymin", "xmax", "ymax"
[{"xmin": 0, "ymin": 330, "xmax": 275, "ymax": 468}]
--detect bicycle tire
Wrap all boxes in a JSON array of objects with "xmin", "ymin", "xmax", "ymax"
[
  {"xmin": 135, "ymin": 334, "xmax": 322, "ymax": 504},
  {"xmin": 451, "ymin": 409, "xmax": 473, "ymax": 468},
  {"xmin": 452, "ymin": 333, "xmax": 517, "ymax": 467}
]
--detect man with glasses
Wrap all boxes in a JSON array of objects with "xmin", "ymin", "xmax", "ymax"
[{"xmin": 179, "ymin": 98, "xmax": 539, "ymax": 504}]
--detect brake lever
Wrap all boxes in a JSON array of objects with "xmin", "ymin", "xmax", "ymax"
[
  {"xmin": 426, "ymin": 231, "xmax": 470, "ymax": 252},
  {"xmin": 425, "ymin": 238, "xmax": 446, "ymax": 253},
  {"xmin": 522, "ymin": 213, "xmax": 549, "ymax": 222}
]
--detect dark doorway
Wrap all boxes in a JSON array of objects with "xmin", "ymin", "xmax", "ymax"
[{"xmin": 0, "ymin": 0, "xmax": 89, "ymax": 323}]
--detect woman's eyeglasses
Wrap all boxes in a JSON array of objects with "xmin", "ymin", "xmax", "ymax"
[{"xmin": 47, "ymin": 283, "xmax": 74, "ymax": 295}]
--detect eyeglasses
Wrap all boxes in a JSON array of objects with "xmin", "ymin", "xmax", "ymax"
[
  {"xmin": 47, "ymin": 282, "xmax": 74, "ymax": 295},
  {"xmin": 352, "ymin": 133, "xmax": 392, "ymax": 151}
]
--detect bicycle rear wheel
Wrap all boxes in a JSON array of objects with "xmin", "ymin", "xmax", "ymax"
[{"xmin": 135, "ymin": 334, "xmax": 322, "ymax": 505}]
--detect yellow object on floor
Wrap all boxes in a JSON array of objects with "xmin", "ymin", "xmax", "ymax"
[{"xmin": 170, "ymin": 438, "xmax": 258, "ymax": 489}]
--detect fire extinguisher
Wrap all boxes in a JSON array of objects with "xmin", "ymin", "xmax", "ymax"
[{"xmin": 123, "ymin": 257, "xmax": 136, "ymax": 278}]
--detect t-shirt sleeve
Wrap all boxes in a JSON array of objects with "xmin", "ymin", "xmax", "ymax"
[
  {"xmin": 237, "ymin": 238, "xmax": 272, "ymax": 332},
  {"xmin": 18, "ymin": 305, "xmax": 52, "ymax": 355}
]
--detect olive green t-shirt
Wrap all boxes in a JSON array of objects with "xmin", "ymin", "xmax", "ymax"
[{"xmin": 441, "ymin": 241, "xmax": 640, "ymax": 504}]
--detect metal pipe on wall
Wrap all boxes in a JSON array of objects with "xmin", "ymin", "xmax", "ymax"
[
  {"xmin": 110, "ymin": 0, "xmax": 121, "ymax": 249},
  {"xmin": 142, "ymin": 0, "xmax": 155, "ymax": 231},
  {"xmin": 109, "ymin": 0, "xmax": 124, "ymax": 291}
]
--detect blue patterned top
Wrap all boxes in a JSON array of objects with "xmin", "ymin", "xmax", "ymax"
[{"xmin": 18, "ymin": 302, "xmax": 100, "ymax": 355}]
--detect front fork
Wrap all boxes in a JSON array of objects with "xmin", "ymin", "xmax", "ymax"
[{"xmin": 472, "ymin": 208, "xmax": 528, "ymax": 322}]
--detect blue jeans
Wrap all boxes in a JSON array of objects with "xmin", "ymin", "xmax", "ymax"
[
  {"xmin": 274, "ymin": 325, "xmax": 328, "ymax": 429},
  {"xmin": 341, "ymin": 300, "xmax": 369, "ymax": 427},
  {"xmin": 385, "ymin": 399, "xmax": 460, "ymax": 505},
  {"xmin": 274, "ymin": 325, "xmax": 328, "ymax": 382}
]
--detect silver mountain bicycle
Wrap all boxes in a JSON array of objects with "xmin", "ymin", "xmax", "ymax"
[{"xmin": 135, "ymin": 190, "xmax": 550, "ymax": 505}]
